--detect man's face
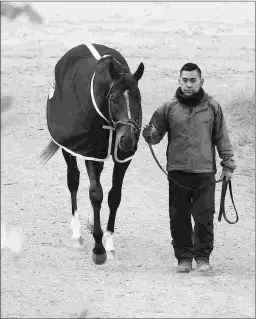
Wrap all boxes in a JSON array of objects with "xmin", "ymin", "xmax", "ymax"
[{"xmin": 179, "ymin": 70, "xmax": 204, "ymax": 96}]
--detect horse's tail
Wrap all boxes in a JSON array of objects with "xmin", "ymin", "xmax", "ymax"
[{"xmin": 39, "ymin": 140, "xmax": 59, "ymax": 165}]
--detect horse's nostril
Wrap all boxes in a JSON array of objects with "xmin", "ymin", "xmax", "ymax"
[{"xmin": 120, "ymin": 136, "xmax": 134, "ymax": 151}]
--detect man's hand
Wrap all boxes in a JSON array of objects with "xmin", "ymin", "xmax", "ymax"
[
  {"xmin": 142, "ymin": 124, "xmax": 157, "ymax": 144},
  {"xmin": 220, "ymin": 170, "xmax": 233, "ymax": 182}
]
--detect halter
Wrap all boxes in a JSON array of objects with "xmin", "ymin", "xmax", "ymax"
[
  {"xmin": 106, "ymin": 79, "xmax": 141, "ymax": 132},
  {"xmin": 92, "ymin": 55, "xmax": 141, "ymax": 132}
]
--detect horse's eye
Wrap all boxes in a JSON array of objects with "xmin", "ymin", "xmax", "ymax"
[{"xmin": 111, "ymin": 96, "xmax": 117, "ymax": 104}]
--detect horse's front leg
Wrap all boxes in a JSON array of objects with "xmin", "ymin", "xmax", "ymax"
[
  {"xmin": 105, "ymin": 159, "xmax": 131, "ymax": 259},
  {"xmin": 85, "ymin": 160, "xmax": 106, "ymax": 265}
]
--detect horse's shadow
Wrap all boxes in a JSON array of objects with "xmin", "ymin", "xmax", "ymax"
[
  {"xmin": 74, "ymin": 308, "xmax": 101, "ymax": 319},
  {"xmin": 76, "ymin": 309, "xmax": 89, "ymax": 318}
]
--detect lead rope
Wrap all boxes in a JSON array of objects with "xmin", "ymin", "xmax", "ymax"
[
  {"xmin": 148, "ymin": 144, "xmax": 239, "ymax": 224},
  {"xmin": 218, "ymin": 177, "xmax": 239, "ymax": 224}
]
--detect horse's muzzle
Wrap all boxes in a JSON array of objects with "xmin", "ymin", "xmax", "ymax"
[{"xmin": 119, "ymin": 136, "xmax": 135, "ymax": 152}]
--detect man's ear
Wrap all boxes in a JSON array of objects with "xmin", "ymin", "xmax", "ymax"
[{"xmin": 201, "ymin": 78, "xmax": 204, "ymax": 86}]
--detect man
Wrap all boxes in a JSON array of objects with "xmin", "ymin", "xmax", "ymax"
[{"xmin": 143, "ymin": 63, "xmax": 236, "ymax": 273}]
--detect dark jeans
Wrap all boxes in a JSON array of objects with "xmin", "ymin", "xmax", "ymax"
[{"xmin": 168, "ymin": 170, "xmax": 215, "ymax": 262}]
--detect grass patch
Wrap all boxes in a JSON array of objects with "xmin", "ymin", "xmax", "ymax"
[
  {"xmin": 239, "ymin": 166, "xmax": 254, "ymax": 177},
  {"xmin": 225, "ymin": 91, "xmax": 255, "ymax": 128},
  {"xmin": 225, "ymin": 91, "xmax": 255, "ymax": 149},
  {"xmin": 237, "ymin": 134, "xmax": 254, "ymax": 147},
  {"xmin": 224, "ymin": 91, "xmax": 255, "ymax": 178}
]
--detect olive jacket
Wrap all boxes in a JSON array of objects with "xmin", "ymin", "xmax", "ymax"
[{"xmin": 143, "ymin": 92, "xmax": 236, "ymax": 173}]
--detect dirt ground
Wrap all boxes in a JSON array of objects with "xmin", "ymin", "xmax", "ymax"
[{"xmin": 1, "ymin": 3, "xmax": 255, "ymax": 318}]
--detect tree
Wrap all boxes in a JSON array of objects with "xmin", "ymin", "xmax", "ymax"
[{"xmin": 1, "ymin": 2, "xmax": 42, "ymax": 23}]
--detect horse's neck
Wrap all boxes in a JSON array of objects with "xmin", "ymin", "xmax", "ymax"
[
  {"xmin": 93, "ymin": 59, "xmax": 130, "ymax": 120},
  {"xmin": 92, "ymin": 61, "xmax": 112, "ymax": 120}
]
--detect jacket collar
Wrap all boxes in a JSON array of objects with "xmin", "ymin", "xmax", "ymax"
[{"xmin": 175, "ymin": 87, "xmax": 210, "ymax": 108}]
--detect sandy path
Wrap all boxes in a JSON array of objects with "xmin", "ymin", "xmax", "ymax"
[{"xmin": 1, "ymin": 3, "xmax": 255, "ymax": 318}]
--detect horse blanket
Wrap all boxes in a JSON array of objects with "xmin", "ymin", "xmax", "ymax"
[{"xmin": 47, "ymin": 43, "xmax": 136, "ymax": 162}]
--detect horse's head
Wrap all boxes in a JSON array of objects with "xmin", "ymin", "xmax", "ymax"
[{"xmin": 107, "ymin": 60, "xmax": 144, "ymax": 153}]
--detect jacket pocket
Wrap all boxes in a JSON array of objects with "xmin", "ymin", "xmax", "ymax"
[
  {"xmin": 194, "ymin": 107, "xmax": 211, "ymax": 123},
  {"xmin": 198, "ymin": 112, "xmax": 210, "ymax": 123},
  {"xmin": 194, "ymin": 142, "xmax": 214, "ymax": 168},
  {"xmin": 169, "ymin": 141, "xmax": 188, "ymax": 165}
]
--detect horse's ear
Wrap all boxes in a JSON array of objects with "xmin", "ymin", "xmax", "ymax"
[{"xmin": 134, "ymin": 62, "xmax": 144, "ymax": 82}]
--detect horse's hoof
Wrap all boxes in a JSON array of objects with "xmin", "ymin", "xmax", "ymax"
[
  {"xmin": 71, "ymin": 237, "xmax": 83, "ymax": 248},
  {"xmin": 92, "ymin": 251, "xmax": 107, "ymax": 265}
]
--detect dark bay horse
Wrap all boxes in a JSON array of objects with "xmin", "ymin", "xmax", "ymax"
[{"xmin": 40, "ymin": 44, "xmax": 144, "ymax": 265}]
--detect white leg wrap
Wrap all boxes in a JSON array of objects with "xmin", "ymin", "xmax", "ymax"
[
  {"xmin": 70, "ymin": 211, "xmax": 81, "ymax": 239},
  {"xmin": 1, "ymin": 222, "xmax": 23, "ymax": 254},
  {"xmin": 1, "ymin": 222, "xmax": 7, "ymax": 249},
  {"xmin": 104, "ymin": 231, "xmax": 115, "ymax": 252}
]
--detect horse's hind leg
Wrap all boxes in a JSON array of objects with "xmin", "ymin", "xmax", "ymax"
[
  {"xmin": 85, "ymin": 160, "xmax": 106, "ymax": 265},
  {"xmin": 105, "ymin": 159, "xmax": 131, "ymax": 259},
  {"xmin": 62, "ymin": 149, "xmax": 83, "ymax": 248}
]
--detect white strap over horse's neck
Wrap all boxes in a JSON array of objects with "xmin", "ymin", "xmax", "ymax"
[
  {"xmin": 90, "ymin": 73, "xmax": 110, "ymax": 124},
  {"xmin": 86, "ymin": 43, "xmax": 101, "ymax": 60},
  {"xmin": 86, "ymin": 43, "xmax": 114, "ymax": 124}
]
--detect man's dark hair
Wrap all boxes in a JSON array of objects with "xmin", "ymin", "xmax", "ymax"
[{"xmin": 180, "ymin": 63, "xmax": 201, "ymax": 78}]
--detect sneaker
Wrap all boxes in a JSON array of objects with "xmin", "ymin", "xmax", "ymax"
[
  {"xmin": 196, "ymin": 260, "xmax": 211, "ymax": 272},
  {"xmin": 177, "ymin": 260, "xmax": 192, "ymax": 273}
]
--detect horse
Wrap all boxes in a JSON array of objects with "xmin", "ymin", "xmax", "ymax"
[{"xmin": 40, "ymin": 43, "xmax": 144, "ymax": 265}]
